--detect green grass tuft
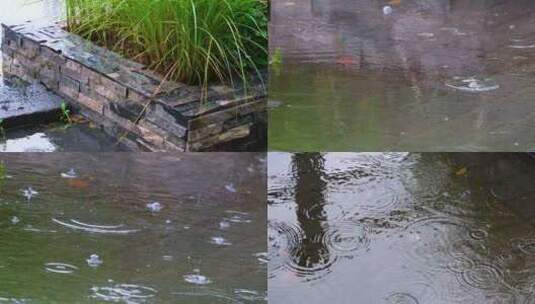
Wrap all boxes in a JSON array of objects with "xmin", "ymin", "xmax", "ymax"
[{"xmin": 65, "ymin": 0, "xmax": 268, "ymax": 87}]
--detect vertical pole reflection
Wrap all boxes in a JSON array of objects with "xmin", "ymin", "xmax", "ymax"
[{"xmin": 292, "ymin": 153, "xmax": 331, "ymax": 270}]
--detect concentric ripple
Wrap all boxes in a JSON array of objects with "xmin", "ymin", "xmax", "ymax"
[
  {"xmin": 513, "ymin": 239, "xmax": 535, "ymax": 255},
  {"xmin": 459, "ymin": 264, "xmax": 506, "ymax": 291},
  {"xmin": 323, "ymin": 220, "xmax": 371, "ymax": 256},
  {"xmin": 44, "ymin": 262, "xmax": 78, "ymax": 274},
  {"xmin": 446, "ymin": 77, "xmax": 500, "ymax": 92},
  {"xmin": 90, "ymin": 284, "xmax": 157, "ymax": 302},
  {"xmin": 268, "ymin": 220, "xmax": 336, "ymax": 282},
  {"xmin": 52, "ymin": 218, "xmax": 139, "ymax": 234},
  {"xmin": 384, "ymin": 292, "xmax": 419, "ymax": 304}
]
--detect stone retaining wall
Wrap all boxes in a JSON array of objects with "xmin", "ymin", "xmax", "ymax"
[{"xmin": 1, "ymin": 22, "xmax": 266, "ymax": 151}]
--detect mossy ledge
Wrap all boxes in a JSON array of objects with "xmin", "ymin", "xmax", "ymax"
[{"xmin": 1, "ymin": 22, "xmax": 266, "ymax": 151}]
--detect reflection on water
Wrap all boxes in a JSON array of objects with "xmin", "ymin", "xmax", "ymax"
[
  {"xmin": 269, "ymin": 0, "xmax": 535, "ymax": 151},
  {"xmin": 0, "ymin": 153, "xmax": 266, "ymax": 303},
  {"xmin": 268, "ymin": 152, "xmax": 535, "ymax": 303}
]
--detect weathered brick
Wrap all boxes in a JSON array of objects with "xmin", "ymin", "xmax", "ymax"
[
  {"xmin": 60, "ymin": 59, "xmax": 83, "ymax": 81},
  {"xmin": 59, "ymin": 75, "xmax": 80, "ymax": 100}
]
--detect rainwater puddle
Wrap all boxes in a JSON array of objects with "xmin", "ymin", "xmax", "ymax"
[
  {"xmin": 0, "ymin": 153, "xmax": 266, "ymax": 303},
  {"xmin": 269, "ymin": 152, "xmax": 535, "ymax": 304},
  {"xmin": 270, "ymin": 0, "xmax": 535, "ymax": 151}
]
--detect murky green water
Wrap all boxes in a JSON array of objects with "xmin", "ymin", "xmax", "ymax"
[
  {"xmin": 269, "ymin": 152, "xmax": 535, "ymax": 303},
  {"xmin": 0, "ymin": 153, "xmax": 266, "ymax": 303},
  {"xmin": 269, "ymin": 0, "xmax": 535, "ymax": 151}
]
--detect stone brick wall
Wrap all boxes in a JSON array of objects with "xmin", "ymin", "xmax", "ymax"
[{"xmin": 2, "ymin": 22, "xmax": 267, "ymax": 151}]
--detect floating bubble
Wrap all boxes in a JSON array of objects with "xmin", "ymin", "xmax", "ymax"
[
  {"xmin": 21, "ymin": 187, "xmax": 38, "ymax": 201},
  {"xmin": 87, "ymin": 254, "xmax": 103, "ymax": 268},
  {"xmin": 60, "ymin": 168, "xmax": 77, "ymax": 179},
  {"xmin": 184, "ymin": 274, "xmax": 212, "ymax": 285},
  {"xmin": 383, "ymin": 6, "xmax": 393, "ymax": 15},
  {"xmin": 10, "ymin": 216, "xmax": 20, "ymax": 225},
  {"xmin": 225, "ymin": 184, "xmax": 237, "ymax": 193},
  {"xmin": 146, "ymin": 202, "xmax": 163, "ymax": 212},
  {"xmin": 211, "ymin": 237, "xmax": 231, "ymax": 246}
]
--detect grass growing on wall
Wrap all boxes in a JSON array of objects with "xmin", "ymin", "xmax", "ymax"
[{"xmin": 65, "ymin": 0, "xmax": 267, "ymax": 88}]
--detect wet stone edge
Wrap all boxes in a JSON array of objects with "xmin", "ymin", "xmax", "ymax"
[{"xmin": 1, "ymin": 22, "xmax": 267, "ymax": 151}]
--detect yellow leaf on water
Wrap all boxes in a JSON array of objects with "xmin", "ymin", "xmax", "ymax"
[{"xmin": 456, "ymin": 167, "xmax": 467, "ymax": 176}]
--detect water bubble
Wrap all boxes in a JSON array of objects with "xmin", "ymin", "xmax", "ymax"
[
  {"xmin": 234, "ymin": 289, "xmax": 265, "ymax": 301},
  {"xmin": 383, "ymin": 6, "xmax": 393, "ymax": 15},
  {"xmin": 225, "ymin": 184, "xmax": 237, "ymax": 193},
  {"xmin": 10, "ymin": 216, "xmax": 20, "ymax": 225},
  {"xmin": 184, "ymin": 273, "xmax": 212, "ymax": 285},
  {"xmin": 219, "ymin": 221, "xmax": 231, "ymax": 229},
  {"xmin": 44, "ymin": 262, "xmax": 78, "ymax": 274},
  {"xmin": 146, "ymin": 202, "xmax": 163, "ymax": 212},
  {"xmin": 468, "ymin": 229, "xmax": 488, "ymax": 240},
  {"xmin": 211, "ymin": 237, "xmax": 231, "ymax": 246},
  {"xmin": 21, "ymin": 187, "xmax": 38, "ymax": 201},
  {"xmin": 91, "ymin": 284, "xmax": 157, "ymax": 302},
  {"xmin": 60, "ymin": 168, "xmax": 77, "ymax": 179},
  {"xmin": 87, "ymin": 254, "xmax": 103, "ymax": 268},
  {"xmin": 163, "ymin": 255, "xmax": 173, "ymax": 261}
]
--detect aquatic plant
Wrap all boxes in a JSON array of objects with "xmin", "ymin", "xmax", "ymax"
[
  {"xmin": 60, "ymin": 102, "xmax": 72, "ymax": 124},
  {"xmin": 65, "ymin": 0, "xmax": 268, "ymax": 87}
]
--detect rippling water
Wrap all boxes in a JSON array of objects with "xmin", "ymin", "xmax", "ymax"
[
  {"xmin": 0, "ymin": 153, "xmax": 266, "ymax": 303},
  {"xmin": 270, "ymin": 0, "xmax": 535, "ymax": 151},
  {"xmin": 268, "ymin": 152, "xmax": 535, "ymax": 304}
]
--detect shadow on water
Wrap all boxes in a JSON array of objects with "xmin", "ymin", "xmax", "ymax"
[
  {"xmin": 0, "ymin": 153, "xmax": 267, "ymax": 303},
  {"xmin": 269, "ymin": 0, "xmax": 535, "ymax": 151},
  {"xmin": 269, "ymin": 152, "xmax": 535, "ymax": 304}
]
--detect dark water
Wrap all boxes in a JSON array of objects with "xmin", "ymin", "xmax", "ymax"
[
  {"xmin": 0, "ymin": 153, "xmax": 267, "ymax": 303},
  {"xmin": 268, "ymin": 152, "xmax": 535, "ymax": 303},
  {"xmin": 269, "ymin": 0, "xmax": 535, "ymax": 151}
]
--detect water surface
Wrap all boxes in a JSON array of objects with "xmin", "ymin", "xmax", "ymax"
[
  {"xmin": 269, "ymin": 152, "xmax": 535, "ymax": 303},
  {"xmin": 270, "ymin": 0, "xmax": 535, "ymax": 151},
  {"xmin": 0, "ymin": 153, "xmax": 266, "ymax": 303}
]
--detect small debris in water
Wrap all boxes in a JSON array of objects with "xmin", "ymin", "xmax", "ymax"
[
  {"xmin": 383, "ymin": 6, "xmax": 393, "ymax": 15},
  {"xmin": 183, "ymin": 273, "xmax": 212, "ymax": 285},
  {"xmin": 10, "ymin": 216, "xmax": 20, "ymax": 225},
  {"xmin": 211, "ymin": 236, "xmax": 231, "ymax": 246},
  {"xmin": 21, "ymin": 187, "xmax": 38, "ymax": 201},
  {"xmin": 146, "ymin": 202, "xmax": 163, "ymax": 212},
  {"xmin": 225, "ymin": 183, "xmax": 237, "ymax": 193},
  {"xmin": 87, "ymin": 254, "xmax": 103, "ymax": 268},
  {"xmin": 60, "ymin": 168, "xmax": 78, "ymax": 179}
]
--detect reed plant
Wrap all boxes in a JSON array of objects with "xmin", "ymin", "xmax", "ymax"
[{"xmin": 65, "ymin": 0, "xmax": 267, "ymax": 88}]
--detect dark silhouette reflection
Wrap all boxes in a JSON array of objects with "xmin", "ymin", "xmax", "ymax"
[{"xmin": 292, "ymin": 153, "xmax": 331, "ymax": 269}]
